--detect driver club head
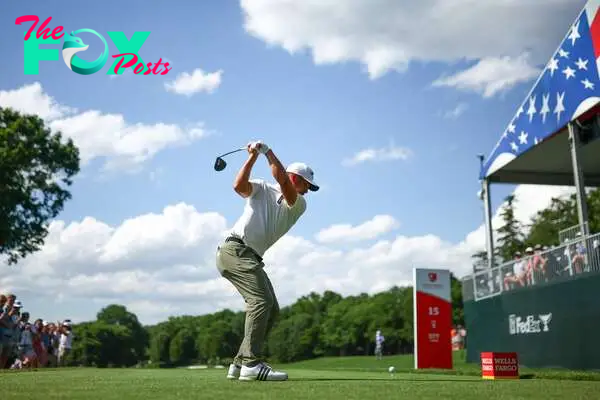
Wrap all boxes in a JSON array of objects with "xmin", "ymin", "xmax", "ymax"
[
  {"xmin": 214, "ymin": 157, "xmax": 227, "ymax": 171},
  {"xmin": 214, "ymin": 146, "xmax": 247, "ymax": 172}
]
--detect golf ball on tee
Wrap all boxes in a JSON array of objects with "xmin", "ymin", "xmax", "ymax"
[{"xmin": 388, "ymin": 366, "xmax": 395, "ymax": 373}]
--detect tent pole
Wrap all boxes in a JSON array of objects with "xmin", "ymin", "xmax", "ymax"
[
  {"xmin": 479, "ymin": 155, "xmax": 495, "ymax": 269},
  {"xmin": 568, "ymin": 121, "xmax": 590, "ymax": 237},
  {"xmin": 482, "ymin": 178, "xmax": 495, "ymax": 269}
]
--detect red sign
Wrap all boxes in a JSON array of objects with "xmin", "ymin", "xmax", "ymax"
[
  {"xmin": 480, "ymin": 352, "xmax": 519, "ymax": 379},
  {"xmin": 413, "ymin": 268, "xmax": 452, "ymax": 369}
]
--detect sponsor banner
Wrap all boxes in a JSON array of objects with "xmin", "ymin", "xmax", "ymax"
[
  {"xmin": 481, "ymin": 352, "xmax": 520, "ymax": 379},
  {"xmin": 413, "ymin": 268, "xmax": 452, "ymax": 369},
  {"xmin": 464, "ymin": 272, "xmax": 600, "ymax": 370},
  {"xmin": 509, "ymin": 313, "xmax": 553, "ymax": 335}
]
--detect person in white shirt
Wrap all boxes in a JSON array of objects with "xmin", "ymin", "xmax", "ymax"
[
  {"xmin": 58, "ymin": 322, "xmax": 73, "ymax": 366},
  {"xmin": 375, "ymin": 330, "xmax": 385, "ymax": 359},
  {"xmin": 218, "ymin": 141, "xmax": 319, "ymax": 382},
  {"xmin": 503, "ymin": 252, "xmax": 526, "ymax": 290}
]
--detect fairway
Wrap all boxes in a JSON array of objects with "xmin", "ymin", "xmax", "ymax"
[{"xmin": 2, "ymin": 363, "xmax": 600, "ymax": 400}]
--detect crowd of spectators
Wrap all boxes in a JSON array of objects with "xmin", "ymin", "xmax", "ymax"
[
  {"xmin": 0, "ymin": 293, "xmax": 73, "ymax": 371},
  {"xmin": 474, "ymin": 234, "xmax": 600, "ymax": 298},
  {"xmin": 502, "ymin": 237, "xmax": 600, "ymax": 291}
]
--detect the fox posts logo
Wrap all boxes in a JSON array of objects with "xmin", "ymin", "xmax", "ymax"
[
  {"xmin": 16, "ymin": 15, "xmax": 172, "ymax": 76},
  {"xmin": 61, "ymin": 29, "xmax": 108, "ymax": 75}
]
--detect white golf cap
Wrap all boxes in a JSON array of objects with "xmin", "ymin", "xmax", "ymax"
[{"xmin": 286, "ymin": 162, "xmax": 319, "ymax": 191}]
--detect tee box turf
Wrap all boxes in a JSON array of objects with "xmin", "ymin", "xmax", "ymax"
[{"xmin": 480, "ymin": 352, "xmax": 520, "ymax": 380}]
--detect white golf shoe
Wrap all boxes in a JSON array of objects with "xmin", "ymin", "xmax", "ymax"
[
  {"xmin": 238, "ymin": 362, "xmax": 288, "ymax": 381},
  {"xmin": 226, "ymin": 363, "xmax": 241, "ymax": 379}
]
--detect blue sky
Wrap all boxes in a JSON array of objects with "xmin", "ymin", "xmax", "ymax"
[{"xmin": 0, "ymin": 0, "xmax": 587, "ymax": 323}]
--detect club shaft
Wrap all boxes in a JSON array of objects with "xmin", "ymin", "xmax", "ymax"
[{"xmin": 218, "ymin": 147, "xmax": 246, "ymax": 158}]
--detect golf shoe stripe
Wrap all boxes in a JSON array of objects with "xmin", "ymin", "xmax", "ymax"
[
  {"xmin": 258, "ymin": 366, "xmax": 270, "ymax": 381},
  {"xmin": 258, "ymin": 367, "xmax": 267, "ymax": 381}
]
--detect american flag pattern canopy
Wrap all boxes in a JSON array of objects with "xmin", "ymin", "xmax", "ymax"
[{"xmin": 481, "ymin": 0, "xmax": 600, "ymax": 179}]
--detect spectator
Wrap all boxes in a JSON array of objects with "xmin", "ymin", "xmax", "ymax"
[
  {"xmin": 49, "ymin": 323, "xmax": 61, "ymax": 367},
  {"xmin": 32, "ymin": 319, "xmax": 48, "ymax": 367},
  {"xmin": 459, "ymin": 325, "xmax": 467, "ymax": 349},
  {"xmin": 19, "ymin": 322, "xmax": 37, "ymax": 369},
  {"xmin": 451, "ymin": 325, "xmax": 467, "ymax": 350},
  {"xmin": 374, "ymin": 330, "xmax": 384, "ymax": 360},
  {"xmin": 451, "ymin": 326, "xmax": 462, "ymax": 350},
  {"xmin": 575, "ymin": 240, "xmax": 587, "ymax": 273},
  {"xmin": 524, "ymin": 247, "xmax": 536, "ymax": 285},
  {"xmin": 544, "ymin": 246, "xmax": 562, "ymax": 280},
  {"xmin": 566, "ymin": 242, "xmax": 585, "ymax": 274},
  {"xmin": 532, "ymin": 244, "xmax": 548, "ymax": 283},
  {"xmin": 58, "ymin": 321, "xmax": 73, "ymax": 366},
  {"xmin": 504, "ymin": 252, "xmax": 526, "ymax": 290},
  {"xmin": 0, "ymin": 295, "xmax": 20, "ymax": 369},
  {"xmin": 40, "ymin": 321, "xmax": 53, "ymax": 367},
  {"xmin": 0, "ymin": 296, "xmax": 12, "ymax": 368}
]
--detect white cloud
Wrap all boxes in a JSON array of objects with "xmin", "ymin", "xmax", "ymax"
[
  {"xmin": 342, "ymin": 144, "xmax": 413, "ymax": 166},
  {"xmin": 164, "ymin": 68, "xmax": 223, "ymax": 96},
  {"xmin": 0, "ymin": 183, "xmax": 578, "ymax": 324},
  {"xmin": 442, "ymin": 103, "xmax": 469, "ymax": 119},
  {"xmin": 431, "ymin": 54, "xmax": 541, "ymax": 98},
  {"xmin": 50, "ymin": 112, "xmax": 208, "ymax": 170},
  {"xmin": 0, "ymin": 82, "xmax": 76, "ymax": 120},
  {"xmin": 0, "ymin": 83, "xmax": 210, "ymax": 171},
  {"xmin": 316, "ymin": 215, "xmax": 400, "ymax": 243},
  {"xmin": 240, "ymin": 0, "xmax": 583, "ymax": 92}
]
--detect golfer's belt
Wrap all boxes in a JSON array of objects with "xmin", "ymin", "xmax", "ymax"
[{"xmin": 225, "ymin": 236, "xmax": 263, "ymax": 262}]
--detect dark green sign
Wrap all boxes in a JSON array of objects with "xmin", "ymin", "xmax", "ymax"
[{"xmin": 464, "ymin": 272, "xmax": 600, "ymax": 370}]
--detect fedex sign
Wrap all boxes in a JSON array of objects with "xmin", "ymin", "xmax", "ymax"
[{"xmin": 15, "ymin": 15, "xmax": 172, "ymax": 76}]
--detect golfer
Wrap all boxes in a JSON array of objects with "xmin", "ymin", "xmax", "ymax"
[{"xmin": 216, "ymin": 140, "xmax": 319, "ymax": 381}]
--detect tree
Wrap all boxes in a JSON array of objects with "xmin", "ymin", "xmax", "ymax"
[
  {"xmin": 70, "ymin": 320, "xmax": 136, "ymax": 367},
  {"xmin": 450, "ymin": 274, "xmax": 464, "ymax": 326},
  {"xmin": 525, "ymin": 189, "xmax": 599, "ymax": 245},
  {"xmin": 96, "ymin": 304, "xmax": 149, "ymax": 363},
  {"xmin": 587, "ymin": 189, "xmax": 600, "ymax": 234},
  {"xmin": 0, "ymin": 107, "xmax": 80, "ymax": 265},
  {"xmin": 149, "ymin": 330, "xmax": 171, "ymax": 366},
  {"xmin": 169, "ymin": 328, "xmax": 196, "ymax": 366},
  {"xmin": 526, "ymin": 196, "xmax": 577, "ymax": 246},
  {"xmin": 266, "ymin": 313, "xmax": 315, "ymax": 362},
  {"xmin": 495, "ymin": 194, "xmax": 525, "ymax": 262}
]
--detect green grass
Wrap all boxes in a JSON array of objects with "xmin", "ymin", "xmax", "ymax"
[
  {"xmin": 2, "ymin": 352, "xmax": 600, "ymax": 400},
  {"xmin": 290, "ymin": 351, "xmax": 600, "ymax": 381}
]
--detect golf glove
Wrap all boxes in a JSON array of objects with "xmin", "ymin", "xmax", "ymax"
[{"xmin": 253, "ymin": 140, "xmax": 270, "ymax": 154}]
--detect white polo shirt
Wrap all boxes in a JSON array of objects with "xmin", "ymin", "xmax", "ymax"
[{"xmin": 230, "ymin": 179, "xmax": 307, "ymax": 257}]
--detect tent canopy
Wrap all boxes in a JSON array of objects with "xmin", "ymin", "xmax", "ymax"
[{"xmin": 480, "ymin": 0, "xmax": 600, "ymax": 186}]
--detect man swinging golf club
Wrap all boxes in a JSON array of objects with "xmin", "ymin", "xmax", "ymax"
[{"xmin": 216, "ymin": 140, "xmax": 319, "ymax": 381}]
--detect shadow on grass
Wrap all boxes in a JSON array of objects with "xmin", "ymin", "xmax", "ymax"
[
  {"xmin": 291, "ymin": 376, "xmax": 483, "ymax": 382},
  {"xmin": 519, "ymin": 374, "xmax": 536, "ymax": 380}
]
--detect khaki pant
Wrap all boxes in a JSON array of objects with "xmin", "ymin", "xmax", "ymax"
[{"xmin": 216, "ymin": 239, "xmax": 279, "ymax": 367}]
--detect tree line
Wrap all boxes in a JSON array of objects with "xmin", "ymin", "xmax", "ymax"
[{"xmin": 62, "ymin": 277, "xmax": 465, "ymax": 368}]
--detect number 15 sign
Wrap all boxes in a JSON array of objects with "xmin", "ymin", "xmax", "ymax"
[{"xmin": 413, "ymin": 268, "xmax": 452, "ymax": 369}]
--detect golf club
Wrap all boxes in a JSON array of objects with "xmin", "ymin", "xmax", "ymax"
[{"xmin": 214, "ymin": 147, "xmax": 246, "ymax": 171}]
